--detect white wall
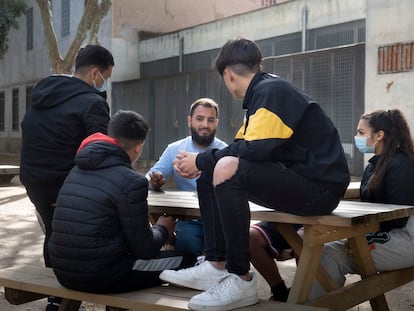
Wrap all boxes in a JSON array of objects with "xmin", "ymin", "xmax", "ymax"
[
  {"xmin": 111, "ymin": 24, "xmax": 140, "ymax": 82},
  {"xmin": 365, "ymin": 0, "xmax": 414, "ymax": 127}
]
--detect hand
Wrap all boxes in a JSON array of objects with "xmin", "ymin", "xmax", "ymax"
[
  {"xmin": 149, "ymin": 171, "xmax": 166, "ymax": 190},
  {"xmin": 156, "ymin": 215, "xmax": 176, "ymax": 237},
  {"xmin": 173, "ymin": 151, "xmax": 201, "ymax": 179}
]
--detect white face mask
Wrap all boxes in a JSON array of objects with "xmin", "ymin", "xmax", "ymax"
[{"xmin": 93, "ymin": 70, "xmax": 108, "ymax": 92}]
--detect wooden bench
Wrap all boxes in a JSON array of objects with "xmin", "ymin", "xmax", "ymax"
[
  {"xmin": 147, "ymin": 190, "xmax": 414, "ymax": 311},
  {"xmin": 0, "ymin": 265, "xmax": 329, "ymax": 311},
  {"xmin": 0, "ymin": 165, "xmax": 19, "ymax": 184}
]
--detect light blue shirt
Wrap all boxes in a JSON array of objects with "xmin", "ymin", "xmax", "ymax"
[{"xmin": 146, "ymin": 136, "xmax": 228, "ymax": 191}]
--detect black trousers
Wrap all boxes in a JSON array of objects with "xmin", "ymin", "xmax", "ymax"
[
  {"xmin": 197, "ymin": 159, "xmax": 340, "ymax": 275},
  {"xmin": 25, "ymin": 185, "xmax": 61, "ymax": 268},
  {"xmin": 107, "ymin": 251, "xmax": 197, "ymax": 293}
]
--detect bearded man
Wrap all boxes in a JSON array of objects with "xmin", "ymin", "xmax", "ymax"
[{"xmin": 146, "ymin": 98, "xmax": 227, "ymax": 256}]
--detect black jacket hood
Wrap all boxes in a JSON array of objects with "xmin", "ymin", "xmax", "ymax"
[{"xmin": 31, "ymin": 75, "xmax": 104, "ymax": 109}]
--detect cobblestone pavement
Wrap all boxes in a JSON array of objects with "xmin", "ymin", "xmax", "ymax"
[{"xmin": 0, "ymin": 177, "xmax": 413, "ymax": 310}]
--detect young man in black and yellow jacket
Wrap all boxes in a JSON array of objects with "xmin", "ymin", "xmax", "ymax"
[{"xmin": 160, "ymin": 37, "xmax": 350, "ymax": 311}]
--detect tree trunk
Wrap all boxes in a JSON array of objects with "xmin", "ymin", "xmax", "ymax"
[
  {"xmin": 36, "ymin": 0, "xmax": 112, "ymax": 74},
  {"xmin": 36, "ymin": 0, "xmax": 62, "ymax": 73},
  {"xmin": 89, "ymin": 0, "xmax": 112, "ymax": 44}
]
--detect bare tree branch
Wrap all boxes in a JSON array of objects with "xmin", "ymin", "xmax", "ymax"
[
  {"xmin": 89, "ymin": 0, "xmax": 112, "ymax": 44},
  {"xmin": 36, "ymin": 0, "xmax": 111, "ymax": 74},
  {"xmin": 61, "ymin": 0, "xmax": 98, "ymax": 73},
  {"xmin": 36, "ymin": 0, "xmax": 62, "ymax": 73}
]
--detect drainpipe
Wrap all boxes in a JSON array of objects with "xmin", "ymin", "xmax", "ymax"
[
  {"xmin": 301, "ymin": 4, "xmax": 308, "ymax": 52},
  {"xmin": 179, "ymin": 36, "xmax": 184, "ymax": 72}
]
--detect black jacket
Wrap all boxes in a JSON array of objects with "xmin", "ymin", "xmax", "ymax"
[
  {"xmin": 197, "ymin": 72, "xmax": 350, "ymax": 197},
  {"xmin": 361, "ymin": 151, "xmax": 414, "ymax": 231},
  {"xmin": 48, "ymin": 133, "xmax": 168, "ymax": 292},
  {"xmin": 20, "ymin": 75, "xmax": 110, "ymax": 189}
]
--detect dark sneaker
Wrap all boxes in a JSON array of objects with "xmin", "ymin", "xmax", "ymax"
[
  {"xmin": 270, "ymin": 282, "xmax": 290, "ymax": 302},
  {"xmin": 46, "ymin": 296, "xmax": 62, "ymax": 311}
]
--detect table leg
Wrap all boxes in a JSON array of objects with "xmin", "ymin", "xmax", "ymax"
[
  {"xmin": 275, "ymin": 224, "xmax": 340, "ymax": 298},
  {"xmin": 288, "ymin": 243, "xmax": 323, "ymax": 303},
  {"xmin": 348, "ymin": 235, "xmax": 390, "ymax": 311},
  {"xmin": 280, "ymin": 224, "xmax": 323, "ymax": 304},
  {"xmin": 58, "ymin": 298, "xmax": 82, "ymax": 311}
]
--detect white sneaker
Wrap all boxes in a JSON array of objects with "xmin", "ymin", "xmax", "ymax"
[
  {"xmin": 188, "ymin": 272, "xmax": 258, "ymax": 311},
  {"xmin": 159, "ymin": 258, "xmax": 229, "ymax": 291}
]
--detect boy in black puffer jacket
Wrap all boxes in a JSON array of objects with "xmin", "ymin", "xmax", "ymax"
[{"xmin": 48, "ymin": 110, "xmax": 195, "ymax": 293}]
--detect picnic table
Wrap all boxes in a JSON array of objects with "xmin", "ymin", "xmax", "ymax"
[
  {"xmin": 147, "ymin": 188, "xmax": 414, "ymax": 311},
  {"xmin": 0, "ymin": 165, "xmax": 19, "ymax": 183}
]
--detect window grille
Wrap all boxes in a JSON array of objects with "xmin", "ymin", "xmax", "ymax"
[
  {"xmin": 0, "ymin": 92, "xmax": 5, "ymax": 131},
  {"xmin": 12, "ymin": 89, "xmax": 19, "ymax": 131},
  {"xmin": 26, "ymin": 86, "xmax": 33, "ymax": 111},
  {"xmin": 61, "ymin": 0, "xmax": 70, "ymax": 37},
  {"xmin": 26, "ymin": 7, "xmax": 33, "ymax": 51}
]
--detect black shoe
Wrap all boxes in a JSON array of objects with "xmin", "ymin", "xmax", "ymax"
[
  {"xmin": 46, "ymin": 296, "xmax": 62, "ymax": 311},
  {"xmin": 270, "ymin": 281, "xmax": 290, "ymax": 302}
]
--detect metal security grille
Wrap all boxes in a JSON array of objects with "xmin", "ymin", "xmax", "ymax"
[
  {"xmin": 262, "ymin": 44, "xmax": 365, "ymax": 175},
  {"xmin": 307, "ymin": 19, "xmax": 366, "ymax": 50},
  {"xmin": 258, "ymin": 33, "xmax": 302, "ymax": 57}
]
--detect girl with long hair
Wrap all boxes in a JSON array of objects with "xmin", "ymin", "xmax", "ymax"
[{"xmin": 312, "ymin": 108, "xmax": 414, "ymax": 298}]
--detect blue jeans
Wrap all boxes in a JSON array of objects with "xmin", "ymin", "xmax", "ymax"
[
  {"xmin": 174, "ymin": 219, "xmax": 204, "ymax": 256},
  {"xmin": 197, "ymin": 159, "xmax": 341, "ymax": 275}
]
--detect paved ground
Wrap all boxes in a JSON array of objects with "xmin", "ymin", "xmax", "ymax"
[{"xmin": 0, "ymin": 176, "xmax": 413, "ymax": 310}]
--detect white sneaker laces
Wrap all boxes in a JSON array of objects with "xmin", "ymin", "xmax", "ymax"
[{"xmin": 206, "ymin": 274, "xmax": 234, "ymax": 294}]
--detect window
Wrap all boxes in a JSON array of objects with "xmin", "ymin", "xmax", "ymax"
[
  {"xmin": 378, "ymin": 42, "xmax": 414, "ymax": 74},
  {"xmin": 61, "ymin": 0, "xmax": 70, "ymax": 37},
  {"xmin": 26, "ymin": 7, "xmax": 33, "ymax": 50},
  {"xmin": 12, "ymin": 89, "xmax": 19, "ymax": 131},
  {"xmin": 26, "ymin": 86, "xmax": 33, "ymax": 111},
  {"xmin": 262, "ymin": 0, "xmax": 277, "ymax": 6},
  {"xmin": 0, "ymin": 92, "xmax": 5, "ymax": 131}
]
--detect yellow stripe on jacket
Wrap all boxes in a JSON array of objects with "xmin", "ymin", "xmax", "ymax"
[{"xmin": 235, "ymin": 108, "xmax": 293, "ymax": 141}]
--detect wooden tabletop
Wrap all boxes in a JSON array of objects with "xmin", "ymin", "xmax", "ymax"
[{"xmin": 147, "ymin": 190, "xmax": 414, "ymax": 227}]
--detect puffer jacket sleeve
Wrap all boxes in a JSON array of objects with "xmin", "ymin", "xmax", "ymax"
[{"xmin": 118, "ymin": 175, "xmax": 168, "ymax": 259}]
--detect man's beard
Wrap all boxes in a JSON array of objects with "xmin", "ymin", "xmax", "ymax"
[{"xmin": 191, "ymin": 126, "xmax": 216, "ymax": 148}]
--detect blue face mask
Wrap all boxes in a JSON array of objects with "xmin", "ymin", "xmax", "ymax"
[
  {"xmin": 94, "ymin": 71, "xmax": 108, "ymax": 92},
  {"xmin": 354, "ymin": 136, "xmax": 376, "ymax": 153}
]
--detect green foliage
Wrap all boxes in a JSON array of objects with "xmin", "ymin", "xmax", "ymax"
[{"xmin": 0, "ymin": 0, "xmax": 27, "ymax": 58}]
